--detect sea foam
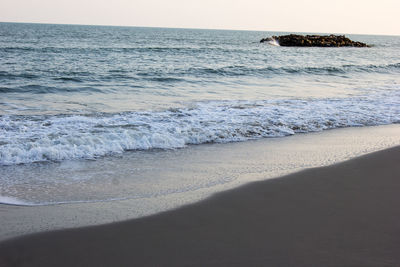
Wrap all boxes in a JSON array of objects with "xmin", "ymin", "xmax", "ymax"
[{"xmin": 0, "ymin": 89, "xmax": 399, "ymax": 165}]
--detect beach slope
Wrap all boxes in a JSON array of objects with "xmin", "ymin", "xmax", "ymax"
[{"xmin": 1, "ymin": 146, "xmax": 400, "ymax": 267}]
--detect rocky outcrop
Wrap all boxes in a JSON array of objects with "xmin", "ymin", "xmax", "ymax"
[{"xmin": 260, "ymin": 34, "xmax": 369, "ymax": 47}]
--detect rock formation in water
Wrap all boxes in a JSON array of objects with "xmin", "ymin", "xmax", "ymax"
[{"xmin": 260, "ymin": 34, "xmax": 369, "ymax": 47}]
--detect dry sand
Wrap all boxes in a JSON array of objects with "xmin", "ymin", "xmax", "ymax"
[{"xmin": 1, "ymin": 146, "xmax": 399, "ymax": 266}]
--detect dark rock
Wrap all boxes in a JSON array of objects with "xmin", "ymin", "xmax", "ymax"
[{"xmin": 260, "ymin": 34, "xmax": 370, "ymax": 47}]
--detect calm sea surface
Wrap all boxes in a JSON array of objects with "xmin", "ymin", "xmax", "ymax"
[{"xmin": 0, "ymin": 23, "xmax": 399, "ymax": 205}]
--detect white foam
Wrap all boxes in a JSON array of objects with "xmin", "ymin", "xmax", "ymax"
[
  {"xmin": 267, "ymin": 38, "xmax": 280, "ymax": 46},
  {"xmin": 0, "ymin": 89, "xmax": 399, "ymax": 165}
]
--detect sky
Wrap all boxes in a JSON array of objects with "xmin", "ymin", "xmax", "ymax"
[{"xmin": 0, "ymin": 0, "xmax": 399, "ymax": 35}]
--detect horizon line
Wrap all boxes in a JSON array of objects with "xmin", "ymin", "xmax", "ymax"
[{"xmin": 1, "ymin": 20, "xmax": 399, "ymax": 37}]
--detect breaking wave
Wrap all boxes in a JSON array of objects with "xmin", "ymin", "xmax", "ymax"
[{"xmin": 1, "ymin": 90, "xmax": 399, "ymax": 165}]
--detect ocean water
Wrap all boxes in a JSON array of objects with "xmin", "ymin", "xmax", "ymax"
[{"xmin": 0, "ymin": 22, "xmax": 399, "ymax": 205}]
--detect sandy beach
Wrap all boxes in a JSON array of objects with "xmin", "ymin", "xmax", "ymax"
[{"xmin": 1, "ymin": 144, "xmax": 399, "ymax": 266}]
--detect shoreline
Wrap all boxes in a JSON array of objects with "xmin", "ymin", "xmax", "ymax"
[
  {"xmin": 1, "ymin": 144, "xmax": 400, "ymax": 266},
  {"xmin": 0, "ymin": 124, "xmax": 400, "ymax": 243}
]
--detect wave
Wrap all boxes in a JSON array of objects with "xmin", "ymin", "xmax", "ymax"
[
  {"xmin": 0, "ymin": 90, "xmax": 399, "ymax": 165},
  {"xmin": 54, "ymin": 77, "xmax": 84, "ymax": 82},
  {"xmin": 0, "ymin": 71, "xmax": 40, "ymax": 81},
  {"xmin": 0, "ymin": 46, "xmax": 242, "ymax": 54},
  {"xmin": 0, "ymin": 70, "xmax": 92, "ymax": 82},
  {"xmin": 131, "ymin": 63, "xmax": 400, "ymax": 80},
  {"xmin": 189, "ymin": 63, "xmax": 400, "ymax": 76},
  {"xmin": 0, "ymin": 85, "xmax": 105, "ymax": 94},
  {"xmin": 1, "ymin": 62, "xmax": 399, "ymax": 93}
]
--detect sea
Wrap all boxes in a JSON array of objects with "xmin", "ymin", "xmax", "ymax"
[{"xmin": 0, "ymin": 22, "xmax": 399, "ymax": 206}]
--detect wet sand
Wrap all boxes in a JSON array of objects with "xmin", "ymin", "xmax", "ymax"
[{"xmin": 1, "ymin": 146, "xmax": 399, "ymax": 266}]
